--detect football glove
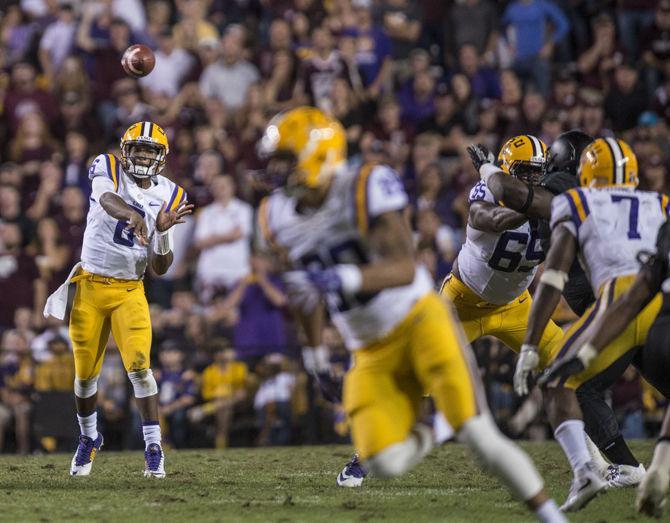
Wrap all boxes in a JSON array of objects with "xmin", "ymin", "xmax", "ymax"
[
  {"xmin": 467, "ymin": 143, "xmax": 495, "ymax": 171},
  {"xmin": 513, "ymin": 344, "xmax": 540, "ymax": 396}
]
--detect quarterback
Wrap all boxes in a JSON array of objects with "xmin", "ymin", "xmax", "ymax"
[
  {"xmin": 257, "ymin": 107, "xmax": 565, "ymax": 522},
  {"xmin": 441, "ymin": 135, "xmax": 563, "ymax": 372},
  {"xmin": 517, "ymin": 138, "xmax": 666, "ymax": 511},
  {"xmin": 43, "ymin": 121, "xmax": 192, "ymax": 477}
]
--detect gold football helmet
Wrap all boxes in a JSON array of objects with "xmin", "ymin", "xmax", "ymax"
[
  {"xmin": 120, "ymin": 121, "xmax": 169, "ymax": 178},
  {"xmin": 579, "ymin": 137, "xmax": 638, "ymax": 188},
  {"xmin": 258, "ymin": 106, "xmax": 346, "ymax": 190},
  {"xmin": 498, "ymin": 134, "xmax": 547, "ymax": 183}
]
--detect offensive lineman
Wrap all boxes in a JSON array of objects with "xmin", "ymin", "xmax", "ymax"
[
  {"xmin": 516, "ymin": 138, "xmax": 666, "ymax": 511},
  {"xmin": 43, "ymin": 121, "xmax": 192, "ymax": 477},
  {"xmin": 441, "ymin": 135, "xmax": 563, "ymax": 370},
  {"xmin": 257, "ymin": 106, "xmax": 566, "ymax": 522}
]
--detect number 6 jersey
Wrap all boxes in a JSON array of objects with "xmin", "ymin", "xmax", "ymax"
[
  {"xmin": 457, "ymin": 181, "xmax": 545, "ymax": 305},
  {"xmin": 258, "ymin": 163, "xmax": 433, "ymax": 350},
  {"xmin": 550, "ymin": 187, "xmax": 668, "ymax": 293},
  {"xmin": 81, "ymin": 153, "xmax": 187, "ymax": 280}
]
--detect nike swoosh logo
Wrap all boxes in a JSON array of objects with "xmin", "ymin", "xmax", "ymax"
[
  {"xmin": 149, "ymin": 202, "xmax": 161, "ymax": 207},
  {"xmin": 126, "ymin": 288, "xmax": 135, "ymax": 292},
  {"xmin": 519, "ymin": 296, "xmax": 528, "ymax": 304}
]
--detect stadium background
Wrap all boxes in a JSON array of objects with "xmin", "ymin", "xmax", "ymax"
[{"xmin": 0, "ymin": 0, "xmax": 668, "ymax": 454}]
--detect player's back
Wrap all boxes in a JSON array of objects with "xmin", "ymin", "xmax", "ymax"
[
  {"xmin": 551, "ymin": 187, "xmax": 668, "ymax": 293},
  {"xmin": 259, "ymin": 163, "xmax": 433, "ymax": 350}
]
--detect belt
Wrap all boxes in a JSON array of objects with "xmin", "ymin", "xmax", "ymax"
[{"xmin": 72, "ymin": 270, "xmax": 142, "ymax": 285}]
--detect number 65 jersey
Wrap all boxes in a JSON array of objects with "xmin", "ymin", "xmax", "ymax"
[
  {"xmin": 550, "ymin": 187, "xmax": 668, "ymax": 293},
  {"xmin": 258, "ymin": 163, "xmax": 433, "ymax": 350},
  {"xmin": 457, "ymin": 181, "xmax": 545, "ymax": 305},
  {"xmin": 81, "ymin": 153, "xmax": 187, "ymax": 280}
]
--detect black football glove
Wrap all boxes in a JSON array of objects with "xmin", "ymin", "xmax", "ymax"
[
  {"xmin": 537, "ymin": 356, "xmax": 586, "ymax": 388},
  {"xmin": 467, "ymin": 144, "xmax": 496, "ymax": 172}
]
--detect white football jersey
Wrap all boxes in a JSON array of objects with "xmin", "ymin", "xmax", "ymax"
[
  {"xmin": 550, "ymin": 187, "xmax": 668, "ymax": 293},
  {"xmin": 81, "ymin": 153, "xmax": 187, "ymax": 280},
  {"xmin": 457, "ymin": 181, "xmax": 545, "ymax": 305},
  {"xmin": 259, "ymin": 163, "xmax": 433, "ymax": 350}
]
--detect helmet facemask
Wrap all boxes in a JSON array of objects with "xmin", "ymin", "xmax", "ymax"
[
  {"xmin": 122, "ymin": 142, "xmax": 166, "ymax": 179},
  {"xmin": 510, "ymin": 159, "xmax": 545, "ymax": 185}
]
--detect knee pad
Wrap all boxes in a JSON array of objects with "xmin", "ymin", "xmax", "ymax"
[
  {"xmin": 74, "ymin": 375, "xmax": 99, "ymax": 398},
  {"xmin": 128, "ymin": 369, "xmax": 158, "ymax": 398},
  {"xmin": 458, "ymin": 414, "xmax": 544, "ymax": 501},
  {"xmin": 365, "ymin": 424, "xmax": 433, "ymax": 478}
]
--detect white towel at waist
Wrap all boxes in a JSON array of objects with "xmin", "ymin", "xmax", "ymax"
[{"xmin": 43, "ymin": 262, "xmax": 82, "ymax": 320}]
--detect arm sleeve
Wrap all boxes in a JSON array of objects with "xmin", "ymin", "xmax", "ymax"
[
  {"xmin": 366, "ymin": 165, "xmax": 409, "ymax": 218},
  {"xmin": 468, "ymin": 181, "xmax": 497, "ymax": 205},
  {"xmin": 91, "ymin": 176, "xmax": 116, "ymax": 200},
  {"xmin": 544, "ymin": 0, "xmax": 570, "ymax": 43},
  {"xmin": 549, "ymin": 193, "xmax": 577, "ymax": 237}
]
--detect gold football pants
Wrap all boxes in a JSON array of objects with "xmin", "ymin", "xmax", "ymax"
[
  {"xmin": 343, "ymin": 292, "xmax": 486, "ymax": 460},
  {"xmin": 69, "ymin": 271, "xmax": 152, "ymax": 379}
]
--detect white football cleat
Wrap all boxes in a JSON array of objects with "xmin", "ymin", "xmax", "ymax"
[
  {"xmin": 336, "ymin": 454, "xmax": 367, "ymax": 487},
  {"xmin": 143, "ymin": 443, "xmax": 166, "ymax": 478},
  {"xmin": 70, "ymin": 434, "xmax": 103, "ymax": 476},
  {"xmin": 560, "ymin": 461, "xmax": 608, "ymax": 512},
  {"xmin": 607, "ymin": 463, "xmax": 646, "ymax": 488},
  {"xmin": 636, "ymin": 467, "xmax": 669, "ymax": 518}
]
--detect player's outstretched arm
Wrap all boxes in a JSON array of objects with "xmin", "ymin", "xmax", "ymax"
[
  {"xmin": 486, "ymin": 173, "xmax": 554, "ymax": 219},
  {"xmin": 514, "ymin": 223, "xmax": 576, "ymax": 395},
  {"xmin": 469, "ymin": 200, "xmax": 528, "ymax": 233},
  {"xmin": 150, "ymin": 200, "xmax": 193, "ymax": 275}
]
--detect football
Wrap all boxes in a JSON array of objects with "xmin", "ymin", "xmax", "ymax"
[{"xmin": 121, "ymin": 44, "xmax": 155, "ymax": 78}]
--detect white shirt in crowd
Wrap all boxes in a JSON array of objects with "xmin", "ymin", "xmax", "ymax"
[
  {"xmin": 254, "ymin": 372, "xmax": 296, "ymax": 410},
  {"xmin": 199, "ymin": 59, "xmax": 260, "ymax": 110},
  {"xmin": 194, "ymin": 197, "xmax": 253, "ymax": 290},
  {"xmin": 139, "ymin": 47, "xmax": 195, "ymax": 97}
]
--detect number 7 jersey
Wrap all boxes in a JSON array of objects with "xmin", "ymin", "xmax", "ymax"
[
  {"xmin": 258, "ymin": 163, "xmax": 433, "ymax": 350},
  {"xmin": 457, "ymin": 181, "xmax": 545, "ymax": 305},
  {"xmin": 81, "ymin": 153, "xmax": 187, "ymax": 280},
  {"xmin": 550, "ymin": 187, "xmax": 669, "ymax": 293}
]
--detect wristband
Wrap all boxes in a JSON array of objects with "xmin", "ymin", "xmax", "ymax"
[
  {"xmin": 153, "ymin": 229, "xmax": 172, "ymax": 255},
  {"xmin": 520, "ymin": 344, "xmax": 538, "ymax": 354},
  {"xmin": 539, "ymin": 269, "xmax": 568, "ymax": 291},
  {"xmin": 577, "ymin": 342, "xmax": 598, "ymax": 367},
  {"xmin": 335, "ymin": 264, "xmax": 363, "ymax": 294},
  {"xmin": 479, "ymin": 163, "xmax": 500, "ymax": 183}
]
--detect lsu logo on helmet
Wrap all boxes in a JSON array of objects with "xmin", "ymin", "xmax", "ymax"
[
  {"xmin": 498, "ymin": 135, "xmax": 547, "ymax": 183},
  {"xmin": 579, "ymin": 137, "xmax": 638, "ymax": 188},
  {"xmin": 258, "ymin": 106, "xmax": 346, "ymax": 190},
  {"xmin": 120, "ymin": 121, "xmax": 169, "ymax": 178}
]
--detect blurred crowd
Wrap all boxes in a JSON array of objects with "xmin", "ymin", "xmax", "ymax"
[{"xmin": 1, "ymin": 0, "xmax": 669, "ymax": 453}]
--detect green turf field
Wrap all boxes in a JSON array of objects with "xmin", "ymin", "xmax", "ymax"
[{"xmin": 0, "ymin": 441, "xmax": 657, "ymax": 522}]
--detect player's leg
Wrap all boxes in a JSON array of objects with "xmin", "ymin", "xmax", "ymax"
[
  {"xmin": 110, "ymin": 281, "xmax": 163, "ymax": 478},
  {"xmin": 637, "ymin": 407, "xmax": 670, "ymax": 518},
  {"xmin": 68, "ymin": 279, "xmax": 110, "ymax": 476},
  {"xmin": 439, "ymin": 273, "xmax": 485, "ymax": 343},
  {"xmin": 343, "ymin": 325, "xmax": 428, "ymax": 478},
  {"xmin": 409, "ymin": 293, "xmax": 565, "ymax": 522}
]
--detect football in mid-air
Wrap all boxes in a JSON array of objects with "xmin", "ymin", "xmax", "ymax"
[{"xmin": 121, "ymin": 44, "xmax": 155, "ymax": 78}]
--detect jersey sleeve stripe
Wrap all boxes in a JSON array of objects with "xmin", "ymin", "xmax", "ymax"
[
  {"xmin": 354, "ymin": 163, "xmax": 374, "ymax": 235},
  {"xmin": 659, "ymin": 194, "xmax": 669, "ymax": 216},
  {"xmin": 564, "ymin": 190, "xmax": 586, "ymax": 229},
  {"xmin": 575, "ymin": 188, "xmax": 590, "ymax": 217},
  {"xmin": 105, "ymin": 154, "xmax": 119, "ymax": 191},
  {"xmin": 168, "ymin": 186, "xmax": 184, "ymax": 212}
]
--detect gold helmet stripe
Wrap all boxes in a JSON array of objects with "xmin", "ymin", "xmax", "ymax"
[{"xmin": 604, "ymin": 137, "xmax": 625, "ymax": 185}]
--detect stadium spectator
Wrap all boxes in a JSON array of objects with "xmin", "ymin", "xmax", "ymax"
[
  {"xmin": 0, "ymin": 330, "xmax": 33, "ymax": 454},
  {"xmin": 502, "ymin": 0, "xmax": 570, "ymax": 96},
  {"xmin": 139, "ymin": 27, "xmax": 195, "ymax": 97},
  {"xmin": 38, "ymin": 2, "xmax": 76, "ymax": 82},
  {"xmin": 33, "ymin": 336, "xmax": 74, "ymax": 392},
  {"xmin": 195, "ymin": 343, "xmax": 249, "ymax": 448},
  {"xmin": 604, "ymin": 61, "xmax": 648, "ymax": 132},
  {"xmin": 446, "ymin": 0, "xmax": 498, "ymax": 61},
  {"xmin": 156, "ymin": 342, "xmax": 198, "ymax": 448},
  {"xmin": 254, "ymin": 354, "xmax": 295, "ymax": 446},
  {"xmin": 199, "ymin": 26, "xmax": 260, "ymax": 112},
  {"xmin": 193, "ymin": 175, "xmax": 253, "ymax": 302},
  {"xmin": 376, "ymin": 0, "xmax": 423, "ymax": 61}
]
